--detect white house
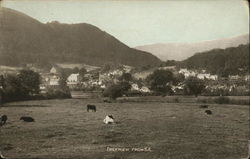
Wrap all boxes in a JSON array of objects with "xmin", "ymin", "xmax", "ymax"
[
  {"xmin": 197, "ymin": 73, "xmax": 210, "ymax": 79},
  {"xmin": 131, "ymin": 83, "xmax": 150, "ymax": 93},
  {"xmin": 229, "ymin": 75, "xmax": 240, "ymax": 80},
  {"xmin": 67, "ymin": 73, "xmax": 80, "ymax": 85},
  {"xmin": 50, "ymin": 66, "xmax": 61, "ymax": 74},
  {"xmin": 131, "ymin": 83, "xmax": 140, "ymax": 91},
  {"xmin": 197, "ymin": 73, "xmax": 218, "ymax": 80},
  {"xmin": 140, "ymin": 86, "xmax": 150, "ymax": 93},
  {"xmin": 179, "ymin": 68, "xmax": 196, "ymax": 78},
  {"xmin": 49, "ymin": 75, "xmax": 60, "ymax": 86},
  {"xmin": 244, "ymin": 75, "xmax": 250, "ymax": 81},
  {"xmin": 209, "ymin": 75, "xmax": 218, "ymax": 80}
]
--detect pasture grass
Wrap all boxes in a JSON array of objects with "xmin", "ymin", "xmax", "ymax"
[{"xmin": 0, "ymin": 97, "xmax": 249, "ymax": 159}]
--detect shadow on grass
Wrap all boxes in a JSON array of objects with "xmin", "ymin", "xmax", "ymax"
[
  {"xmin": 1, "ymin": 143, "xmax": 14, "ymax": 151},
  {"xmin": 1, "ymin": 104, "xmax": 51, "ymax": 107},
  {"xmin": 45, "ymin": 131, "xmax": 64, "ymax": 138}
]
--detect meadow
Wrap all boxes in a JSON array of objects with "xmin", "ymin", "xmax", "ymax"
[{"xmin": 0, "ymin": 96, "xmax": 249, "ymax": 159}]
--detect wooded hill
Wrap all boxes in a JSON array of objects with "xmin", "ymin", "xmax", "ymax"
[
  {"xmin": 180, "ymin": 44, "xmax": 249, "ymax": 76},
  {"xmin": 0, "ymin": 7, "xmax": 160, "ymax": 67}
]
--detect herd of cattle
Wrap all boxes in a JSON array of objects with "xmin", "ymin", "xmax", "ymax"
[
  {"xmin": 0, "ymin": 104, "xmax": 115, "ymax": 128},
  {"xmin": 0, "ymin": 115, "xmax": 35, "ymax": 126},
  {"xmin": 0, "ymin": 104, "xmax": 213, "ymax": 127},
  {"xmin": 0, "ymin": 103, "xmax": 215, "ymax": 159},
  {"xmin": 87, "ymin": 104, "xmax": 115, "ymax": 124}
]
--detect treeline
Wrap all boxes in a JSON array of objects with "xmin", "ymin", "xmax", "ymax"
[
  {"xmin": 180, "ymin": 44, "xmax": 249, "ymax": 76},
  {"xmin": 0, "ymin": 69, "xmax": 71, "ymax": 103}
]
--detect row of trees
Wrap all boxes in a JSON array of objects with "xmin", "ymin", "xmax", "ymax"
[
  {"xmin": 0, "ymin": 69, "xmax": 71, "ymax": 103},
  {"xmin": 146, "ymin": 70, "xmax": 205, "ymax": 97},
  {"xmin": 103, "ymin": 69, "xmax": 206, "ymax": 100},
  {"xmin": 0, "ymin": 70, "xmax": 40, "ymax": 102}
]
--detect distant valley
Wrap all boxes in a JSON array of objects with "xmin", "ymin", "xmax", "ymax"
[{"xmin": 135, "ymin": 34, "xmax": 249, "ymax": 61}]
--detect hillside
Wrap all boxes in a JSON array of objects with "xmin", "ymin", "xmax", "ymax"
[
  {"xmin": 135, "ymin": 34, "xmax": 249, "ymax": 61},
  {"xmin": 0, "ymin": 7, "xmax": 160, "ymax": 67},
  {"xmin": 180, "ymin": 44, "xmax": 249, "ymax": 76}
]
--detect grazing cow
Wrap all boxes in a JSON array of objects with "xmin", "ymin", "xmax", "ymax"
[
  {"xmin": 103, "ymin": 115, "xmax": 114, "ymax": 124},
  {"xmin": 205, "ymin": 110, "xmax": 212, "ymax": 115},
  {"xmin": 20, "ymin": 116, "xmax": 35, "ymax": 122},
  {"xmin": 199, "ymin": 105, "xmax": 208, "ymax": 108},
  {"xmin": 0, "ymin": 115, "xmax": 7, "ymax": 126},
  {"xmin": 87, "ymin": 104, "xmax": 96, "ymax": 112}
]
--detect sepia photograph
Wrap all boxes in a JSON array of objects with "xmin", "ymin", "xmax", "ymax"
[{"xmin": 0, "ymin": 0, "xmax": 249, "ymax": 158}]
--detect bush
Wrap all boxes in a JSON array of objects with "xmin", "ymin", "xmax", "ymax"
[
  {"xmin": 184, "ymin": 76, "xmax": 205, "ymax": 97},
  {"xmin": 103, "ymin": 82, "xmax": 131, "ymax": 100},
  {"xmin": 45, "ymin": 87, "xmax": 71, "ymax": 99}
]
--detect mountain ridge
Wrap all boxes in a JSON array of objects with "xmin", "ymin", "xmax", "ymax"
[
  {"xmin": 0, "ymin": 7, "xmax": 160, "ymax": 67},
  {"xmin": 179, "ymin": 44, "xmax": 249, "ymax": 76},
  {"xmin": 135, "ymin": 34, "xmax": 249, "ymax": 61}
]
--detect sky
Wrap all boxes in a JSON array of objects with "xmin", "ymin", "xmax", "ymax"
[{"xmin": 1, "ymin": 0, "xmax": 249, "ymax": 47}]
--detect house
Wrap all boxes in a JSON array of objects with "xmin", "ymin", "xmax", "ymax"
[
  {"xmin": 131, "ymin": 83, "xmax": 140, "ymax": 91},
  {"xmin": 158, "ymin": 66, "xmax": 176, "ymax": 71},
  {"xmin": 197, "ymin": 73, "xmax": 211, "ymax": 80},
  {"xmin": 179, "ymin": 68, "xmax": 196, "ymax": 78},
  {"xmin": 229, "ymin": 75, "xmax": 240, "ymax": 81},
  {"xmin": 67, "ymin": 73, "xmax": 80, "ymax": 85},
  {"xmin": 49, "ymin": 75, "xmax": 60, "ymax": 86},
  {"xmin": 39, "ymin": 84, "xmax": 47, "ymax": 94},
  {"xmin": 131, "ymin": 83, "xmax": 150, "ymax": 93},
  {"xmin": 197, "ymin": 73, "xmax": 218, "ymax": 80},
  {"xmin": 140, "ymin": 86, "xmax": 150, "ymax": 93},
  {"xmin": 123, "ymin": 65, "xmax": 133, "ymax": 73},
  {"xmin": 133, "ymin": 71, "xmax": 153, "ymax": 80},
  {"xmin": 209, "ymin": 75, "xmax": 218, "ymax": 80},
  {"xmin": 245, "ymin": 75, "xmax": 250, "ymax": 81},
  {"xmin": 50, "ymin": 66, "xmax": 61, "ymax": 74}
]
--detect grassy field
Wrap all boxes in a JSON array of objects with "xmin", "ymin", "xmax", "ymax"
[{"xmin": 0, "ymin": 97, "xmax": 249, "ymax": 159}]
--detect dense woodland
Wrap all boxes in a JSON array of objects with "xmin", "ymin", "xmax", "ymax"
[{"xmin": 180, "ymin": 44, "xmax": 249, "ymax": 76}]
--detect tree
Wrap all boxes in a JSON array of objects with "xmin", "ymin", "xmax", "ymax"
[
  {"xmin": 2, "ymin": 74, "xmax": 30, "ymax": 102},
  {"xmin": 78, "ymin": 67, "xmax": 87, "ymax": 82},
  {"xmin": 184, "ymin": 76, "xmax": 205, "ymax": 97},
  {"xmin": 0, "ymin": 75, "xmax": 4, "ymax": 87},
  {"xmin": 79, "ymin": 68, "xmax": 87, "ymax": 76},
  {"xmin": 59, "ymin": 70, "xmax": 69, "ymax": 90},
  {"xmin": 72, "ymin": 67, "xmax": 80, "ymax": 73},
  {"xmin": 47, "ymin": 70, "xmax": 71, "ymax": 99},
  {"xmin": 18, "ymin": 69, "xmax": 41, "ymax": 95},
  {"xmin": 173, "ymin": 73, "xmax": 185, "ymax": 85},
  {"xmin": 101, "ymin": 63, "xmax": 111, "ymax": 73},
  {"xmin": 119, "ymin": 72, "xmax": 132, "ymax": 82},
  {"xmin": 103, "ymin": 82, "xmax": 131, "ymax": 100},
  {"xmin": 146, "ymin": 69, "xmax": 174, "ymax": 95}
]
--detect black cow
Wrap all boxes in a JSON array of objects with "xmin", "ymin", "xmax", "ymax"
[
  {"xmin": 0, "ymin": 115, "xmax": 7, "ymax": 126},
  {"xmin": 87, "ymin": 104, "xmax": 96, "ymax": 112},
  {"xmin": 205, "ymin": 110, "xmax": 212, "ymax": 115},
  {"xmin": 20, "ymin": 116, "xmax": 35, "ymax": 122},
  {"xmin": 108, "ymin": 115, "xmax": 114, "ymax": 119}
]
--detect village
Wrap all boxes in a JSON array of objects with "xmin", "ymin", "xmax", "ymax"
[
  {"xmin": 0, "ymin": 63, "xmax": 249, "ymax": 98},
  {"xmin": 20, "ymin": 64, "xmax": 250, "ymax": 97}
]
